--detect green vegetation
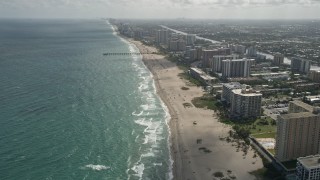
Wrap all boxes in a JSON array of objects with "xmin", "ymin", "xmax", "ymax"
[
  {"xmin": 191, "ymin": 94, "xmax": 220, "ymax": 110},
  {"xmin": 183, "ymin": 102, "xmax": 192, "ymax": 108},
  {"xmin": 250, "ymin": 118, "xmax": 277, "ymax": 134},
  {"xmin": 198, "ymin": 147, "xmax": 212, "ymax": 153},
  {"xmin": 166, "ymin": 54, "xmax": 189, "ymax": 71},
  {"xmin": 181, "ymin": 86, "xmax": 189, "ymax": 90},
  {"xmin": 213, "ymin": 171, "xmax": 224, "ymax": 178},
  {"xmin": 178, "ymin": 72, "xmax": 202, "ymax": 86},
  {"xmin": 192, "ymin": 94, "xmax": 277, "ymax": 141}
]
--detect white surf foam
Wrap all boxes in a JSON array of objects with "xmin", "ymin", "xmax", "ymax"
[
  {"xmin": 83, "ymin": 164, "xmax": 110, "ymax": 171},
  {"xmin": 107, "ymin": 20, "xmax": 173, "ymax": 179},
  {"xmin": 131, "ymin": 163, "xmax": 144, "ymax": 179},
  {"xmin": 159, "ymin": 97, "xmax": 174, "ymax": 180},
  {"xmin": 132, "ymin": 111, "xmax": 143, "ymax": 117}
]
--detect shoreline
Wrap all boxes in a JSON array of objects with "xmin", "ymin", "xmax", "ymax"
[
  {"xmin": 111, "ymin": 24, "xmax": 264, "ymax": 180},
  {"xmin": 116, "ymin": 32, "xmax": 184, "ymax": 179},
  {"xmin": 113, "ymin": 29, "xmax": 178, "ymax": 178}
]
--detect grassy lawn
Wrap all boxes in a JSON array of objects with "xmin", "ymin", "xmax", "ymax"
[
  {"xmin": 249, "ymin": 117, "xmax": 277, "ymax": 137},
  {"xmin": 191, "ymin": 94, "xmax": 219, "ymax": 110},
  {"xmin": 178, "ymin": 72, "xmax": 202, "ymax": 86},
  {"xmin": 222, "ymin": 117, "xmax": 277, "ymax": 138}
]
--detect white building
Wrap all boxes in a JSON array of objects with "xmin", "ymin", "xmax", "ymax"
[
  {"xmin": 221, "ymin": 82, "xmax": 242, "ymax": 104},
  {"xmin": 230, "ymin": 88, "xmax": 262, "ymax": 119},
  {"xmin": 189, "ymin": 68, "xmax": 216, "ymax": 86},
  {"xmin": 297, "ymin": 155, "xmax": 320, "ymax": 180},
  {"xmin": 221, "ymin": 58, "xmax": 254, "ymax": 78},
  {"xmin": 210, "ymin": 54, "xmax": 239, "ymax": 73}
]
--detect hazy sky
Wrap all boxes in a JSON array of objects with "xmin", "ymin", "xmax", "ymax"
[{"xmin": 0, "ymin": 0, "xmax": 320, "ymax": 19}]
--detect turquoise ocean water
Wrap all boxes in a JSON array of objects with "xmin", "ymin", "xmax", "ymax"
[{"xmin": 0, "ymin": 19, "xmax": 172, "ymax": 179}]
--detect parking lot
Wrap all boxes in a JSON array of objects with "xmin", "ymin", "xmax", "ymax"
[{"xmin": 263, "ymin": 104, "xmax": 288, "ymax": 120}]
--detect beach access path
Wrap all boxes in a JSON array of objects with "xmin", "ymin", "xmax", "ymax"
[{"xmin": 127, "ymin": 39, "xmax": 264, "ymax": 180}]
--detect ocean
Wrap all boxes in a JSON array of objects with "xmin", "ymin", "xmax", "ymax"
[{"xmin": 0, "ymin": 19, "xmax": 172, "ymax": 180}]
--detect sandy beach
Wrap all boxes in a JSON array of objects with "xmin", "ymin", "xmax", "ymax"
[{"xmin": 127, "ymin": 39, "xmax": 264, "ymax": 180}]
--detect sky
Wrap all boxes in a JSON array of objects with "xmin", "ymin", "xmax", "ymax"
[{"xmin": 0, "ymin": 0, "xmax": 320, "ymax": 19}]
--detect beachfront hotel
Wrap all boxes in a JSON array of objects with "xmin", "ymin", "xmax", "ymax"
[
  {"xmin": 229, "ymin": 88, "xmax": 262, "ymax": 119},
  {"xmin": 275, "ymin": 101, "xmax": 320, "ymax": 162},
  {"xmin": 296, "ymin": 155, "xmax": 320, "ymax": 180},
  {"xmin": 221, "ymin": 83, "xmax": 262, "ymax": 119},
  {"xmin": 221, "ymin": 82, "xmax": 242, "ymax": 104}
]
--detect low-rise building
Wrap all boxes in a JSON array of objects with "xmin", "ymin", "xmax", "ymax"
[
  {"xmin": 305, "ymin": 96, "xmax": 320, "ymax": 104},
  {"xmin": 251, "ymin": 71, "xmax": 290, "ymax": 81},
  {"xmin": 189, "ymin": 68, "xmax": 217, "ymax": 86}
]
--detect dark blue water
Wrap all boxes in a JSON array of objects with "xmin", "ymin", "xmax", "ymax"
[{"xmin": 0, "ymin": 19, "xmax": 172, "ymax": 180}]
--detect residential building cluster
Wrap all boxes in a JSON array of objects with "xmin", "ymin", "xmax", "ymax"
[{"xmin": 113, "ymin": 20, "xmax": 320, "ymax": 179}]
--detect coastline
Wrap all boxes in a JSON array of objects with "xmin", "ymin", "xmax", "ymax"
[
  {"xmin": 125, "ymin": 37, "xmax": 185, "ymax": 179},
  {"xmin": 112, "ymin": 26, "xmax": 176, "ymax": 178},
  {"xmin": 111, "ymin": 24, "xmax": 264, "ymax": 180}
]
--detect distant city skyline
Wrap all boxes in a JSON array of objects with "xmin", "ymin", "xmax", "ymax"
[{"xmin": 0, "ymin": 0, "xmax": 320, "ymax": 19}]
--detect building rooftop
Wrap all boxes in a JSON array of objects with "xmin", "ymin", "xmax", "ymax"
[
  {"xmin": 280, "ymin": 112, "xmax": 317, "ymax": 119},
  {"xmin": 222, "ymin": 58, "xmax": 254, "ymax": 62},
  {"xmin": 223, "ymin": 82, "xmax": 241, "ymax": 89},
  {"xmin": 190, "ymin": 68, "xmax": 216, "ymax": 81},
  {"xmin": 200, "ymin": 75, "xmax": 216, "ymax": 81},
  {"xmin": 190, "ymin": 67, "xmax": 204, "ymax": 75},
  {"xmin": 291, "ymin": 100, "xmax": 314, "ymax": 112},
  {"xmin": 251, "ymin": 71, "xmax": 289, "ymax": 77},
  {"xmin": 232, "ymin": 89, "xmax": 262, "ymax": 97},
  {"xmin": 298, "ymin": 155, "xmax": 320, "ymax": 169}
]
